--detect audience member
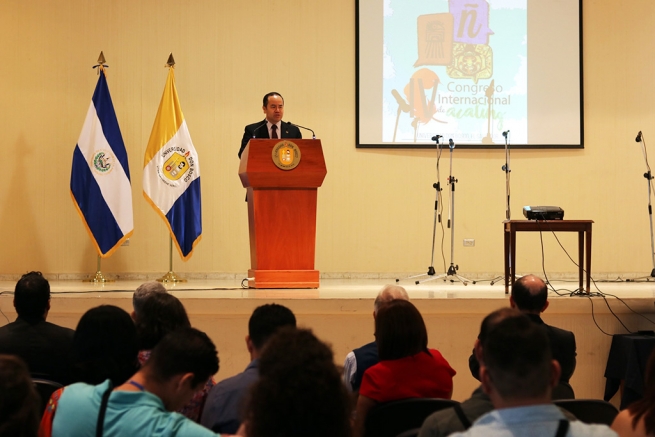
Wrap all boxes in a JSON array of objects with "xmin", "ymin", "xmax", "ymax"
[
  {"xmin": 468, "ymin": 274, "xmax": 577, "ymax": 399},
  {"xmin": 242, "ymin": 327, "xmax": 352, "ymax": 437},
  {"xmin": 132, "ymin": 281, "xmax": 167, "ymax": 322},
  {"xmin": 135, "ymin": 292, "xmax": 212, "ymax": 422},
  {"xmin": 70, "ymin": 305, "xmax": 139, "ymax": 385},
  {"xmin": 50, "ymin": 328, "xmax": 222, "ymax": 437},
  {"xmin": 343, "ymin": 284, "xmax": 409, "ymax": 393},
  {"xmin": 39, "ymin": 305, "xmax": 140, "ymax": 437},
  {"xmin": 0, "ymin": 355, "xmax": 40, "ymax": 437},
  {"xmin": 449, "ymin": 314, "xmax": 616, "ymax": 437},
  {"xmin": 201, "ymin": 303, "xmax": 296, "ymax": 434},
  {"xmin": 611, "ymin": 348, "xmax": 655, "ymax": 436},
  {"xmin": 354, "ymin": 299, "xmax": 456, "ymax": 437},
  {"xmin": 0, "ymin": 272, "xmax": 74, "ymax": 384}
]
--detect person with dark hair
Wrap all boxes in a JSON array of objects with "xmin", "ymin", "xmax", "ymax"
[
  {"xmin": 135, "ymin": 292, "xmax": 211, "ymax": 422},
  {"xmin": 242, "ymin": 327, "xmax": 352, "ymax": 437},
  {"xmin": 343, "ymin": 284, "xmax": 409, "ymax": 394},
  {"xmin": 0, "ymin": 355, "xmax": 40, "ymax": 437},
  {"xmin": 50, "ymin": 328, "xmax": 223, "ymax": 437},
  {"xmin": 39, "ymin": 305, "xmax": 140, "ymax": 437},
  {"xmin": 238, "ymin": 92, "xmax": 302, "ymax": 158},
  {"xmin": 354, "ymin": 300, "xmax": 455, "ymax": 437},
  {"xmin": 449, "ymin": 314, "xmax": 616, "ymax": 437},
  {"xmin": 132, "ymin": 281, "xmax": 167, "ymax": 322},
  {"xmin": 468, "ymin": 274, "xmax": 577, "ymax": 399},
  {"xmin": 611, "ymin": 348, "xmax": 655, "ymax": 436},
  {"xmin": 0, "ymin": 272, "xmax": 74, "ymax": 384},
  {"xmin": 201, "ymin": 303, "xmax": 296, "ymax": 434}
]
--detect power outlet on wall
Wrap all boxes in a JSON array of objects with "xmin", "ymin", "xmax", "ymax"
[{"xmin": 463, "ymin": 239, "xmax": 475, "ymax": 247}]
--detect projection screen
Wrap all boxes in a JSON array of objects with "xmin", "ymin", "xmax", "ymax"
[{"xmin": 357, "ymin": 0, "xmax": 583, "ymax": 149}]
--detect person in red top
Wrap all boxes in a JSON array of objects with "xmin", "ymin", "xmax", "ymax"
[{"xmin": 354, "ymin": 299, "xmax": 456, "ymax": 437}]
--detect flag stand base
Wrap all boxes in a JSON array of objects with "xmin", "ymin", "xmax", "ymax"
[
  {"xmin": 83, "ymin": 271, "xmax": 114, "ymax": 283},
  {"xmin": 157, "ymin": 271, "xmax": 187, "ymax": 283}
]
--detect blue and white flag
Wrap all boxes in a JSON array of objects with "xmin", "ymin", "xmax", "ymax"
[
  {"xmin": 71, "ymin": 68, "xmax": 133, "ymax": 257},
  {"xmin": 143, "ymin": 67, "xmax": 201, "ymax": 260}
]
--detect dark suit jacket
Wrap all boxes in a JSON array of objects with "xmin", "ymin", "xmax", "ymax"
[
  {"xmin": 468, "ymin": 313, "xmax": 577, "ymax": 384},
  {"xmin": 0, "ymin": 316, "xmax": 74, "ymax": 384},
  {"xmin": 238, "ymin": 120, "xmax": 302, "ymax": 158}
]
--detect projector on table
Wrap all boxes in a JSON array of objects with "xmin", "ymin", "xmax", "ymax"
[{"xmin": 522, "ymin": 206, "xmax": 564, "ymax": 220}]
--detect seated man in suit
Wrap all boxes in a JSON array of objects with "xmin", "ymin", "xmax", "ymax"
[
  {"xmin": 238, "ymin": 92, "xmax": 302, "ymax": 158},
  {"xmin": 0, "ymin": 271, "xmax": 74, "ymax": 384},
  {"xmin": 468, "ymin": 274, "xmax": 577, "ymax": 399}
]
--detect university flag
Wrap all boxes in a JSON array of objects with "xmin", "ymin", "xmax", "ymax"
[
  {"xmin": 143, "ymin": 67, "xmax": 201, "ymax": 260},
  {"xmin": 70, "ymin": 68, "xmax": 133, "ymax": 257}
]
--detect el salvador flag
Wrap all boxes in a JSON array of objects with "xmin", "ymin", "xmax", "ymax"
[{"xmin": 70, "ymin": 68, "xmax": 133, "ymax": 257}]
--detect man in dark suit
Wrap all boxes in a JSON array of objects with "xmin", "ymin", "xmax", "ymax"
[
  {"xmin": 0, "ymin": 271, "xmax": 74, "ymax": 384},
  {"xmin": 468, "ymin": 274, "xmax": 577, "ymax": 398},
  {"xmin": 238, "ymin": 92, "xmax": 302, "ymax": 158}
]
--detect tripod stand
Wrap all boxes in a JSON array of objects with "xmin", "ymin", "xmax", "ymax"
[
  {"xmin": 629, "ymin": 131, "xmax": 655, "ymax": 281},
  {"xmin": 425, "ymin": 139, "xmax": 472, "ymax": 285},
  {"xmin": 396, "ymin": 135, "xmax": 445, "ymax": 284},
  {"xmin": 490, "ymin": 130, "xmax": 512, "ymax": 285}
]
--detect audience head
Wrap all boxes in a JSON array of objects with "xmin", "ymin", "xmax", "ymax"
[
  {"xmin": 0, "ymin": 355, "xmax": 40, "ymax": 437},
  {"xmin": 474, "ymin": 307, "xmax": 522, "ymax": 361},
  {"xmin": 510, "ymin": 274, "xmax": 548, "ymax": 313},
  {"xmin": 71, "ymin": 305, "xmax": 139, "ymax": 386},
  {"xmin": 144, "ymin": 328, "xmax": 219, "ymax": 410},
  {"xmin": 135, "ymin": 292, "xmax": 190, "ymax": 351},
  {"xmin": 373, "ymin": 284, "xmax": 409, "ymax": 315},
  {"xmin": 245, "ymin": 327, "xmax": 352, "ymax": 437},
  {"xmin": 132, "ymin": 281, "xmax": 167, "ymax": 321},
  {"xmin": 481, "ymin": 313, "xmax": 558, "ymax": 405},
  {"xmin": 14, "ymin": 272, "xmax": 50, "ymax": 322},
  {"xmin": 375, "ymin": 299, "xmax": 428, "ymax": 361},
  {"xmin": 248, "ymin": 304, "xmax": 297, "ymax": 351}
]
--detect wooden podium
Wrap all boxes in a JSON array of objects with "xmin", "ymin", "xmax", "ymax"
[{"xmin": 239, "ymin": 139, "xmax": 327, "ymax": 288}]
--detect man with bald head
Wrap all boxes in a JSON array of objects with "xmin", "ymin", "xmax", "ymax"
[
  {"xmin": 469, "ymin": 274, "xmax": 577, "ymax": 398},
  {"xmin": 342, "ymin": 284, "xmax": 409, "ymax": 393}
]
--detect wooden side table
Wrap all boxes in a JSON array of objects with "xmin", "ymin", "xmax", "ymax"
[{"xmin": 503, "ymin": 220, "xmax": 593, "ymax": 294}]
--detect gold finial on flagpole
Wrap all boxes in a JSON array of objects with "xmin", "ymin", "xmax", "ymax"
[
  {"xmin": 94, "ymin": 51, "xmax": 108, "ymax": 73},
  {"xmin": 166, "ymin": 53, "xmax": 176, "ymax": 68}
]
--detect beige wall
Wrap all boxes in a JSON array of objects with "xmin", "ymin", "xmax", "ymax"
[{"xmin": 1, "ymin": 0, "xmax": 654, "ymax": 277}]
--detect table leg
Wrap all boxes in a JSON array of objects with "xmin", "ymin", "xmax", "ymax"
[
  {"xmin": 504, "ymin": 226, "xmax": 510, "ymax": 294},
  {"xmin": 510, "ymin": 229, "xmax": 517, "ymax": 292},
  {"xmin": 578, "ymin": 231, "xmax": 584, "ymax": 292},
  {"xmin": 586, "ymin": 225, "xmax": 592, "ymax": 294}
]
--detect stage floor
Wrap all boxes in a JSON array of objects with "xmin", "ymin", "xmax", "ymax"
[{"xmin": 0, "ymin": 277, "xmax": 651, "ymax": 300}]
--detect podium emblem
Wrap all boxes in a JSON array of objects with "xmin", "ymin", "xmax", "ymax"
[{"xmin": 272, "ymin": 141, "xmax": 301, "ymax": 170}]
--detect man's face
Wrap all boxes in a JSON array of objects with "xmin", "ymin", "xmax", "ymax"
[{"xmin": 263, "ymin": 94, "xmax": 284, "ymax": 123}]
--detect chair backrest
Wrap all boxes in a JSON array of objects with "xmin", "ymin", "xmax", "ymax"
[
  {"xmin": 33, "ymin": 378, "xmax": 64, "ymax": 414},
  {"xmin": 364, "ymin": 398, "xmax": 460, "ymax": 437},
  {"xmin": 553, "ymin": 399, "xmax": 619, "ymax": 425}
]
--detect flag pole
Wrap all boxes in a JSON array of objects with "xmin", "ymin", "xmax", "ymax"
[
  {"xmin": 158, "ymin": 236, "xmax": 187, "ymax": 283},
  {"xmin": 82, "ymin": 51, "xmax": 115, "ymax": 284}
]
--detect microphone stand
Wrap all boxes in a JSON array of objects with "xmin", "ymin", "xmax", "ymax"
[
  {"xmin": 629, "ymin": 132, "xmax": 655, "ymax": 280},
  {"xmin": 424, "ymin": 139, "xmax": 472, "ymax": 285},
  {"xmin": 396, "ymin": 135, "xmax": 445, "ymax": 284},
  {"xmin": 490, "ymin": 131, "xmax": 512, "ymax": 285}
]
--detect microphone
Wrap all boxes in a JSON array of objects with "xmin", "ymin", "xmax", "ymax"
[
  {"xmin": 636, "ymin": 131, "xmax": 643, "ymax": 142},
  {"xmin": 431, "ymin": 135, "xmax": 442, "ymax": 142},
  {"xmin": 449, "ymin": 138, "xmax": 455, "ymax": 149},
  {"xmin": 251, "ymin": 121, "xmax": 268, "ymax": 139},
  {"xmin": 288, "ymin": 121, "xmax": 316, "ymax": 139},
  {"xmin": 502, "ymin": 130, "xmax": 510, "ymax": 138}
]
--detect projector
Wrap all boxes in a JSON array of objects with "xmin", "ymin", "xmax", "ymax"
[{"xmin": 523, "ymin": 206, "xmax": 564, "ymax": 220}]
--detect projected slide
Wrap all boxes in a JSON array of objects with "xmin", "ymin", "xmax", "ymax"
[{"xmin": 357, "ymin": 0, "xmax": 582, "ymax": 148}]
